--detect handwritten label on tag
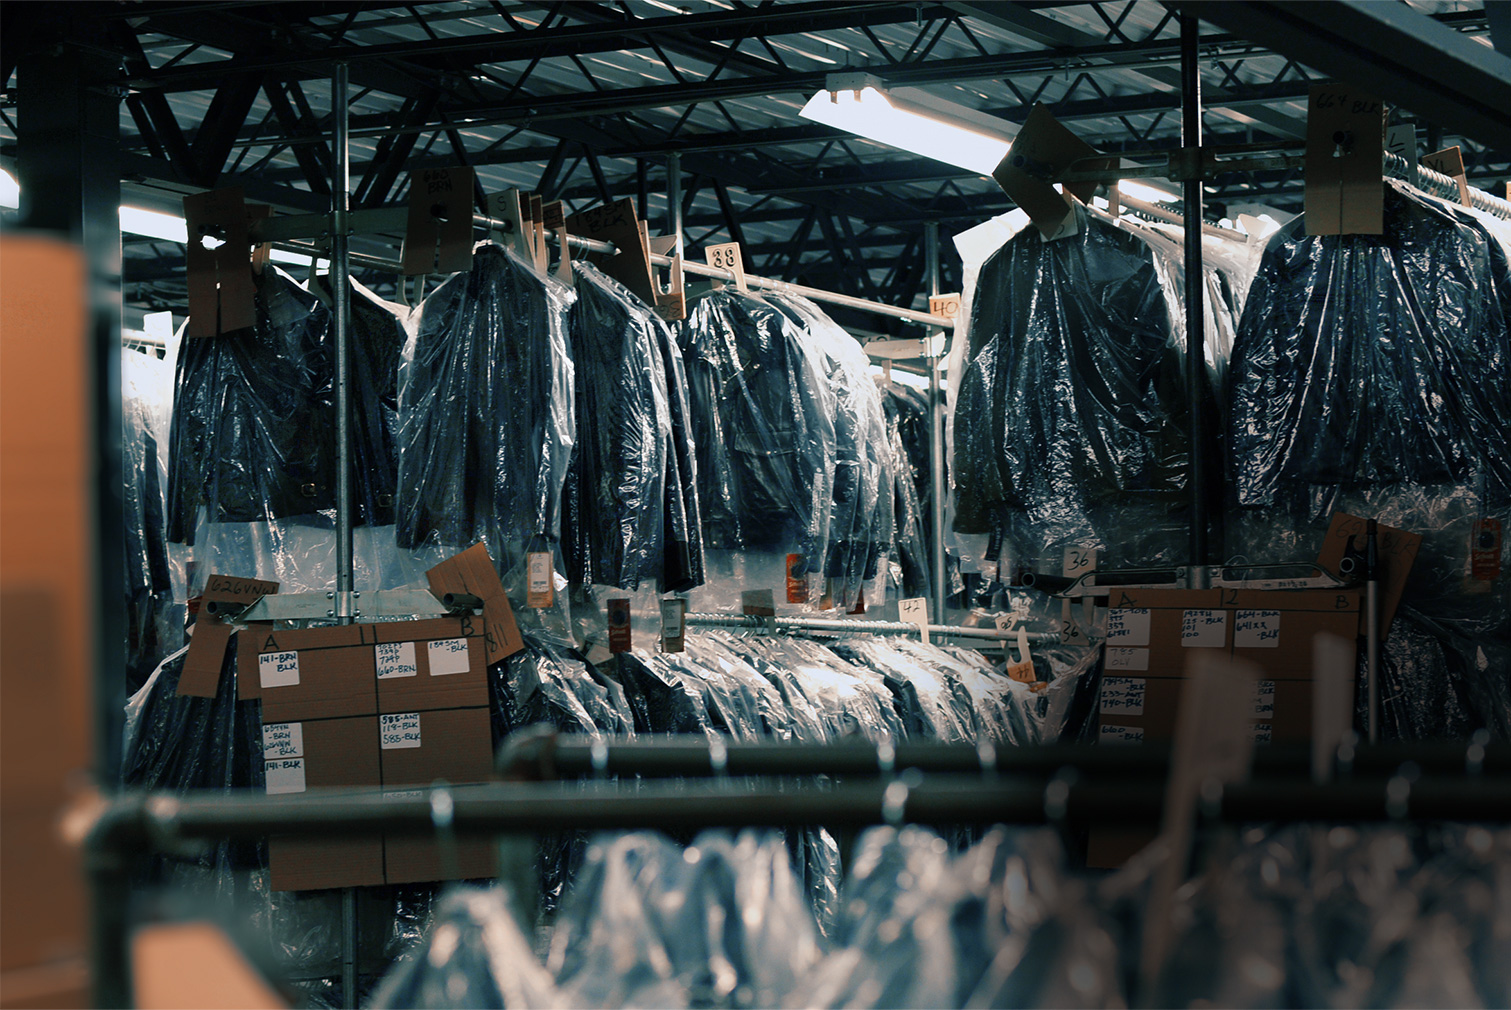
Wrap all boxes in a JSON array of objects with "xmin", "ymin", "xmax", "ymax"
[
  {"xmin": 1251, "ymin": 723, "xmax": 1273, "ymax": 744},
  {"xmin": 1106, "ymin": 608, "xmax": 1151, "ymax": 646},
  {"xmin": 1006, "ymin": 660, "xmax": 1037, "ymax": 684},
  {"xmin": 262, "ymin": 722, "xmax": 303, "ymax": 760},
  {"xmin": 1251, "ymin": 679, "xmax": 1276, "ymax": 719},
  {"xmin": 705, "ymin": 242, "xmax": 746, "ymax": 291},
  {"xmin": 375, "ymin": 641, "xmax": 418, "ymax": 679},
  {"xmin": 380, "ymin": 712, "xmax": 423, "ymax": 750},
  {"xmin": 427, "ymin": 638, "xmax": 471, "ymax": 676},
  {"xmin": 928, "ymin": 293, "xmax": 961, "ymax": 320},
  {"xmin": 1233, "ymin": 611, "xmax": 1282, "ymax": 649},
  {"xmin": 608, "ymin": 598, "xmax": 633, "ymax": 653},
  {"xmin": 258, "ymin": 651, "xmax": 300, "ymax": 689},
  {"xmin": 899, "ymin": 597, "xmax": 929, "ymax": 643},
  {"xmin": 1470, "ymin": 517, "xmax": 1502, "ymax": 582},
  {"xmin": 1099, "ymin": 724, "xmax": 1144, "ymax": 745},
  {"xmin": 265, "ymin": 758, "xmax": 306, "ymax": 795},
  {"xmin": 1181, "ymin": 609, "xmax": 1227, "ymax": 648},
  {"xmin": 1099, "ymin": 676, "xmax": 1146, "ymax": 716},
  {"xmin": 527, "ymin": 552, "xmax": 554, "ymax": 608},
  {"xmin": 1105, "ymin": 647, "xmax": 1149, "ymax": 671}
]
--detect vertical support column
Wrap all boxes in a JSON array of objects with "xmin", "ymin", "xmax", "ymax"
[
  {"xmin": 329, "ymin": 64, "xmax": 361, "ymax": 1010},
  {"xmin": 15, "ymin": 42, "xmax": 124, "ymax": 786},
  {"xmin": 667, "ymin": 152, "xmax": 683, "ymax": 257},
  {"xmin": 1180, "ymin": 12, "xmax": 1210, "ymax": 587},
  {"xmin": 332, "ymin": 64, "xmax": 355, "ymax": 623},
  {"xmin": 924, "ymin": 221, "xmax": 948, "ymax": 623}
]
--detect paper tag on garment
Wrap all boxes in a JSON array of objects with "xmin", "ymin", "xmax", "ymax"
[
  {"xmin": 1251, "ymin": 679, "xmax": 1276, "ymax": 719},
  {"xmin": 1006, "ymin": 659, "xmax": 1037, "ymax": 684},
  {"xmin": 262, "ymin": 722, "xmax": 304, "ymax": 760},
  {"xmin": 608, "ymin": 598, "xmax": 633, "ymax": 653},
  {"xmin": 786, "ymin": 554, "xmax": 809, "ymax": 604},
  {"xmin": 264, "ymin": 759, "xmax": 306, "ymax": 795},
  {"xmin": 1180, "ymin": 609, "xmax": 1227, "ymax": 648},
  {"xmin": 899, "ymin": 598, "xmax": 930, "ymax": 643},
  {"xmin": 380, "ymin": 712, "xmax": 423, "ymax": 750},
  {"xmin": 1469, "ymin": 517, "xmax": 1502, "ymax": 586},
  {"xmin": 259, "ymin": 651, "xmax": 300, "ymax": 689},
  {"xmin": 928, "ymin": 293, "xmax": 961, "ymax": 321},
  {"xmin": 427, "ymin": 638, "xmax": 471, "ymax": 675},
  {"xmin": 527, "ymin": 552, "xmax": 554, "ymax": 609},
  {"xmin": 661, "ymin": 598, "xmax": 687, "ymax": 653},
  {"xmin": 375, "ymin": 641, "xmax": 419, "ymax": 679}
]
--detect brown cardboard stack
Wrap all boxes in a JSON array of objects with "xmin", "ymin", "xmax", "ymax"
[
  {"xmin": 250, "ymin": 617, "xmax": 497, "ymax": 890},
  {"xmin": 1088, "ymin": 587, "xmax": 1360, "ymax": 868},
  {"xmin": 1096, "ymin": 587, "xmax": 1360, "ymax": 745}
]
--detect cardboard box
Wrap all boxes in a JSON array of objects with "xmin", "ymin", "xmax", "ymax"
[
  {"xmin": 1089, "ymin": 588, "xmax": 1360, "ymax": 869},
  {"xmin": 372, "ymin": 618, "xmax": 488, "ymax": 713},
  {"xmin": 378, "ymin": 707, "xmax": 498, "ymax": 884},
  {"xmin": 266, "ymin": 717, "xmax": 385, "ymax": 891}
]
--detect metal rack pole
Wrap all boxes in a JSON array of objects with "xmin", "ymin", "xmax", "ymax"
[
  {"xmin": 924, "ymin": 220, "xmax": 949, "ymax": 623},
  {"xmin": 331, "ymin": 64, "xmax": 355, "ymax": 625},
  {"xmin": 681, "ymin": 611, "xmax": 1065, "ymax": 642},
  {"xmin": 1180, "ymin": 13, "xmax": 1210, "ymax": 587}
]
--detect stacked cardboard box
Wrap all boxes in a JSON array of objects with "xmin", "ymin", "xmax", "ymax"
[{"xmin": 246, "ymin": 616, "xmax": 497, "ymax": 890}]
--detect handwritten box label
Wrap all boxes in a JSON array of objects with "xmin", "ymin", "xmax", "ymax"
[
  {"xmin": 259, "ymin": 651, "xmax": 300, "ymax": 689},
  {"xmin": 375, "ymin": 641, "xmax": 418, "ymax": 679},
  {"xmin": 1106, "ymin": 608, "xmax": 1151, "ymax": 646},
  {"xmin": 1251, "ymin": 680, "xmax": 1276, "ymax": 719},
  {"xmin": 427, "ymin": 638, "xmax": 471, "ymax": 676},
  {"xmin": 1099, "ymin": 676, "xmax": 1146, "ymax": 716},
  {"xmin": 1234, "ymin": 610, "xmax": 1282, "ymax": 649},
  {"xmin": 380, "ymin": 712, "xmax": 423, "ymax": 750},
  {"xmin": 1180, "ymin": 609, "xmax": 1227, "ymax": 648},
  {"xmin": 264, "ymin": 758, "xmax": 306, "ymax": 795},
  {"xmin": 1251, "ymin": 723, "xmax": 1273, "ymax": 744},
  {"xmin": 261, "ymin": 722, "xmax": 303, "ymax": 759},
  {"xmin": 1105, "ymin": 647, "xmax": 1150, "ymax": 672},
  {"xmin": 1099, "ymin": 724, "xmax": 1144, "ymax": 745}
]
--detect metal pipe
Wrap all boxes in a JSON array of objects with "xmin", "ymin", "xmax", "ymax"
[
  {"xmin": 1180, "ymin": 13, "xmax": 1210, "ymax": 587},
  {"xmin": 681, "ymin": 611, "xmax": 1064, "ymax": 642},
  {"xmin": 667, "ymin": 151, "xmax": 683, "ymax": 259},
  {"xmin": 331, "ymin": 64, "xmax": 354, "ymax": 623},
  {"xmin": 924, "ymin": 221, "xmax": 949, "ymax": 623}
]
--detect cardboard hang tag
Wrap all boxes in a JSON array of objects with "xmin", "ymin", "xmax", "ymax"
[
  {"xmin": 1315, "ymin": 512, "xmax": 1421, "ymax": 638},
  {"xmin": 898, "ymin": 597, "xmax": 929, "ymax": 643},
  {"xmin": 183, "ymin": 187, "xmax": 259, "ymax": 338},
  {"xmin": 1006, "ymin": 626, "xmax": 1036, "ymax": 683},
  {"xmin": 648, "ymin": 234, "xmax": 686, "ymax": 322},
  {"xmin": 402, "ymin": 166, "xmax": 476, "ymax": 276},
  {"xmin": 1304, "ymin": 84, "xmax": 1385, "ymax": 236},
  {"xmin": 487, "ymin": 189, "xmax": 535, "ymax": 264},
  {"xmin": 991, "ymin": 103, "xmax": 1110, "ymax": 239},
  {"xmin": 179, "ymin": 574, "xmax": 280, "ymax": 698},
  {"xmin": 543, "ymin": 200, "xmax": 575, "ymax": 288},
  {"xmin": 424, "ymin": 542, "xmax": 524, "ymax": 665},
  {"xmin": 567, "ymin": 198, "xmax": 658, "ymax": 308},
  {"xmin": 1421, "ymin": 145, "xmax": 1472, "ymax": 206},
  {"xmin": 705, "ymin": 241, "xmax": 747, "ymax": 291}
]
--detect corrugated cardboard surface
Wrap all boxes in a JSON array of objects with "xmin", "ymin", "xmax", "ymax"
[
  {"xmin": 374, "ymin": 622, "xmax": 487, "ymax": 713},
  {"xmin": 268, "ymin": 718, "xmax": 385, "ymax": 891},
  {"xmin": 379, "ymin": 708, "xmax": 498, "ymax": 884}
]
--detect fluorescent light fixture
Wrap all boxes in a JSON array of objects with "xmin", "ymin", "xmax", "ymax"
[
  {"xmin": 120, "ymin": 206, "xmax": 189, "ymax": 243},
  {"xmin": 1118, "ymin": 180, "xmax": 1177, "ymax": 204},
  {"xmin": 0, "ymin": 168, "xmax": 18, "ymax": 210},
  {"xmin": 800, "ymin": 73, "xmax": 1014, "ymax": 176}
]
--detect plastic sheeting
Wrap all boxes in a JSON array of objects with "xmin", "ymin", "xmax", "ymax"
[
  {"xmin": 123, "ymin": 347, "xmax": 183, "ymax": 696},
  {"xmin": 563, "ymin": 263, "xmax": 672, "ymax": 592},
  {"xmin": 769, "ymin": 293, "xmax": 895, "ymax": 606},
  {"xmin": 680, "ymin": 288, "xmax": 837, "ymax": 567},
  {"xmin": 1228, "ymin": 181, "xmax": 1511, "ymax": 740},
  {"xmin": 881, "ymin": 384, "xmax": 934, "ymax": 601},
  {"xmin": 397, "ymin": 244, "xmax": 576, "ymax": 627},
  {"xmin": 168, "ymin": 267, "xmax": 404, "ymax": 545},
  {"xmin": 952, "ymin": 201, "xmax": 1212, "ymax": 576}
]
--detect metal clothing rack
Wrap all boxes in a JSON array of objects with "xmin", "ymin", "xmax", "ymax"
[
  {"xmin": 681, "ymin": 611, "xmax": 1069, "ymax": 644},
  {"xmin": 84, "ymin": 744, "xmax": 1511, "ymax": 1008}
]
